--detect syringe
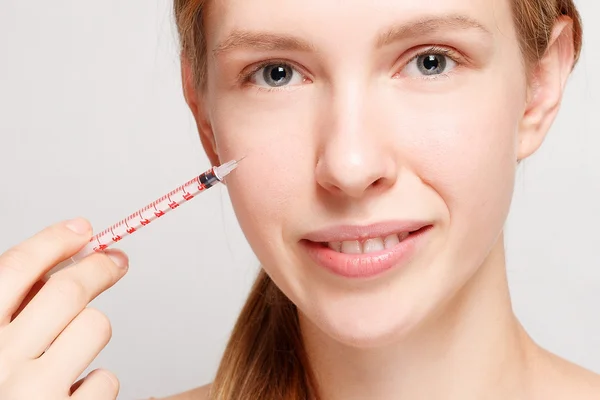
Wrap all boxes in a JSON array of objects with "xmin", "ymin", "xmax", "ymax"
[{"xmin": 44, "ymin": 159, "xmax": 241, "ymax": 280}]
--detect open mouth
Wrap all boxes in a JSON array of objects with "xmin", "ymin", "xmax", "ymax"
[
  {"xmin": 302, "ymin": 225, "xmax": 432, "ymax": 279},
  {"xmin": 317, "ymin": 226, "xmax": 430, "ymax": 254}
]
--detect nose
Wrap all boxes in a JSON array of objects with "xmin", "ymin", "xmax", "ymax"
[{"xmin": 315, "ymin": 87, "xmax": 398, "ymax": 199}]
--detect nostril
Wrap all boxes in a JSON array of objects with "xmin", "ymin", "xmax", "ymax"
[
  {"xmin": 315, "ymin": 157, "xmax": 397, "ymax": 198},
  {"xmin": 371, "ymin": 177, "xmax": 387, "ymax": 189},
  {"xmin": 322, "ymin": 182, "xmax": 343, "ymax": 195}
]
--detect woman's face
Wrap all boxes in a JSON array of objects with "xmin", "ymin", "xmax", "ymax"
[{"xmin": 197, "ymin": 0, "xmax": 531, "ymax": 346}]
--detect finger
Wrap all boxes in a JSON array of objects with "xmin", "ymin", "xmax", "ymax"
[
  {"xmin": 10, "ymin": 280, "xmax": 45, "ymax": 322},
  {"xmin": 4, "ymin": 250, "xmax": 128, "ymax": 359},
  {"xmin": 0, "ymin": 218, "xmax": 92, "ymax": 324},
  {"xmin": 70, "ymin": 377, "xmax": 85, "ymax": 395},
  {"xmin": 71, "ymin": 369, "xmax": 119, "ymax": 400},
  {"xmin": 40, "ymin": 307, "xmax": 113, "ymax": 386}
]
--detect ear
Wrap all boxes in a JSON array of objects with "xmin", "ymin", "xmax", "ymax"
[
  {"xmin": 181, "ymin": 56, "xmax": 221, "ymax": 167},
  {"xmin": 517, "ymin": 16, "xmax": 576, "ymax": 161}
]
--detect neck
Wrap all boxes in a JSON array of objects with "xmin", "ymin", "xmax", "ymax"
[{"xmin": 300, "ymin": 235, "xmax": 537, "ymax": 400}]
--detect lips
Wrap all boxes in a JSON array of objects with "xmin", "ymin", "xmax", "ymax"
[{"xmin": 301, "ymin": 221, "xmax": 432, "ymax": 279}]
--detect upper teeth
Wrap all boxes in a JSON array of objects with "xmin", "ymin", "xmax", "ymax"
[{"xmin": 327, "ymin": 232, "xmax": 409, "ymax": 254}]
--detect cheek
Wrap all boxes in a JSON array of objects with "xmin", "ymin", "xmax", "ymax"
[
  {"xmin": 208, "ymin": 89, "xmax": 316, "ymax": 164},
  {"xmin": 420, "ymin": 103, "xmax": 518, "ymax": 209},
  {"xmin": 400, "ymin": 74, "xmax": 525, "ymax": 252},
  {"xmin": 206, "ymin": 91, "xmax": 316, "ymax": 249}
]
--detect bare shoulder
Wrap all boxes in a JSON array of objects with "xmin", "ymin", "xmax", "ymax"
[
  {"xmin": 151, "ymin": 384, "xmax": 213, "ymax": 400},
  {"xmin": 532, "ymin": 349, "xmax": 600, "ymax": 400}
]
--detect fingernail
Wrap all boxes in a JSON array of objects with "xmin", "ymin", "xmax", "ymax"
[
  {"xmin": 106, "ymin": 251, "xmax": 129, "ymax": 269},
  {"xmin": 65, "ymin": 218, "xmax": 91, "ymax": 235},
  {"xmin": 97, "ymin": 369, "xmax": 119, "ymax": 389}
]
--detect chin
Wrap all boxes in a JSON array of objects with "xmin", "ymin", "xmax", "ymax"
[
  {"xmin": 301, "ymin": 292, "xmax": 425, "ymax": 349},
  {"xmin": 323, "ymin": 313, "xmax": 417, "ymax": 349}
]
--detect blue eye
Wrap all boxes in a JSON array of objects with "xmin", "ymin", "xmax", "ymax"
[
  {"xmin": 404, "ymin": 51, "xmax": 457, "ymax": 77},
  {"xmin": 418, "ymin": 54, "xmax": 447, "ymax": 75},
  {"xmin": 250, "ymin": 63, "xmax": 305, "ymax": 88}
]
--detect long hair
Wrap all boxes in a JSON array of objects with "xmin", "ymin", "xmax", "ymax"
[{"xmin": 173, "ymin": 1, "xmax": 583, "ymax": 398}]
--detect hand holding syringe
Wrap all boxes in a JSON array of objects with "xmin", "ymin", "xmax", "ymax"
[
  {"xmin": 0, "ymin": 159, "xmax": 242, "ymax": 398},
  {"xmin": 44, "ymin": 158, "xmax": 242, "ymax": 280}
]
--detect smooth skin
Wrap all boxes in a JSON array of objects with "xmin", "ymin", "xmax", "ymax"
[
  {"xmin": 0, "ymin": 0, "xmax": 597, "ymax": 399},
  {"xmin": 174, "ymin": 0, "xmax": 598, "ymax": 399},
  {"xmin": 0, "ymin": 218, "xmax": 128, "ymax": 399}
]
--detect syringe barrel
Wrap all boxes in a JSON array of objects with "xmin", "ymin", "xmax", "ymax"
[{"xmin": 40, "ymin": 159, "xmax": 240, "ymax": 282}]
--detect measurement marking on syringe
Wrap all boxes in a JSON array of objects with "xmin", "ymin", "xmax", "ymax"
[
  {"xmin": 110, "ymin": 227, "xmax": 122, "ymax": 243},
  {"xmin": 92, "ymin": 176, "xmax": 209, "ymax": 245},
  {"xmin": 125, "ymin": 219, "xmax": 136, "ymax": 234},
  {"xmin": 167, "ymin": 194, "xmax": 177, "ymax": 210},
  {"xmin": 140, "ymin": 214, "xmax": 151, "ymax": 225},
  {"xmin": 154, "ymin": 203, "xmax": 165, "ymax": 217},
  {"xmin": 43, "ymin": 159, "xmax": 241, "ymax": 281}
]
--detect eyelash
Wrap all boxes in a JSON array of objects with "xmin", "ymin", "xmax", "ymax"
[
  {"xmin": 238, "ymin": 45, "xmax": 463, "ymax": 90},
  {"xmin": 402, "ymin": 45, "xmax": 462, "ymax": 80},
  {"xmin": 238, "ymin": 59, "xmax": 306, "ymax": 92}
]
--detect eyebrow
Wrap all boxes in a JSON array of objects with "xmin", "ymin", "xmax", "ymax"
[
  {"xmin": 213, "ymin": 30, "xmax": 316, "ymax": 56},
  {"xmin": 376, "ymin": 15, "xmax": 492, "ymax": 47},
  {"xmin": 213, "ymin": 14, "xmax": 491, "ymax": 56}
]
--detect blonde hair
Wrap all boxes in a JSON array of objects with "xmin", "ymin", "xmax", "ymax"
[{"xmin": 173, "ymin": 1, "xmax": 583, "ymax": 399}]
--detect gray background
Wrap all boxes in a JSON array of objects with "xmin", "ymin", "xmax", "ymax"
[{"xmin": 0, "ymin": 1, "xmax": 597, "ymax": 399}]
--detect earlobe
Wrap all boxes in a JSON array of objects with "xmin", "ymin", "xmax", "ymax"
[
  {"xmin": 181, "ymin": 56, "xmax": 222, "ymax": 167},
  {"xmin": 517, "ymin": 17, "xmax": 576, "ymax": 161}
]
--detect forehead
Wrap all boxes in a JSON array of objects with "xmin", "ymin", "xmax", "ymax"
[{"xmin": 204, "ymin": 0, "xmax": 515, "ymax": 50}]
